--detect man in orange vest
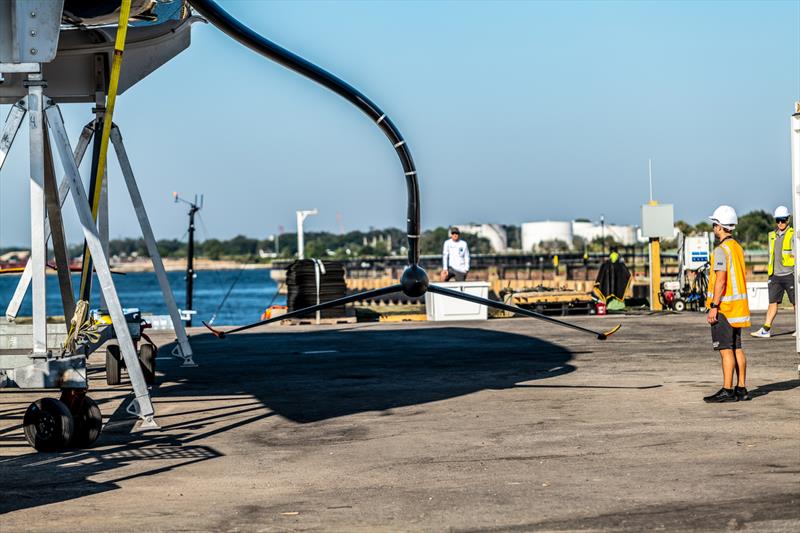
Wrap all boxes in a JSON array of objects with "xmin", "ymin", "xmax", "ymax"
[{"xmin": 704, "ymin": 205, "xmax": 751, "ymax": 403}]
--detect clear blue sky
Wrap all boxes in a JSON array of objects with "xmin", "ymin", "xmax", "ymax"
[{"xmin": 0, "ymin": 0, "xmax": 798, "ymax": 246}]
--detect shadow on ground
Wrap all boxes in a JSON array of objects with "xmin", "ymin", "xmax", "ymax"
[{"xmin": 0, "ymin": 326, "xmax": 577, "ymax": 514}]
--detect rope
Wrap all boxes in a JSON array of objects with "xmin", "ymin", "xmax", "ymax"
[{"xmin": 62, "ymin": 300, "xmax": 100, "ymax": 355}]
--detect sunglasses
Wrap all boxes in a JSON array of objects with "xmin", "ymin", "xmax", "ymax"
[{"xmin": 776, "ymin": 218, "xmax": 789, "ymax": 224}]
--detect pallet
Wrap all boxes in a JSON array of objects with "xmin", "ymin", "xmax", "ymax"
[{"xmin": 280, "ymin": 315, "xmax": 358, "ymax": 326}]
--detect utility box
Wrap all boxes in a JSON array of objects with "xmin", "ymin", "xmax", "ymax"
[
  {"xmin": 684, "ymin": 235, "xmax": 711, "ymax": 270},
  {"xmin": 425, "ymin": 282, "xmax": 490, "ymax": 322},
  {"xmin": 641, "ymin": 204, "xmax": 674, "ymax": 239}
]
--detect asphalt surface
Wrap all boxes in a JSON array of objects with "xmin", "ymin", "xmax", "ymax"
[{"xmin": 1, "ymin": 312, "xmax": 798, "ymax": 532}]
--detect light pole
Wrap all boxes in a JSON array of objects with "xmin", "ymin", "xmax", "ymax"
[
  {"xmin": 600, "ymin": 214, "xmax": 606, "ymax": 257},
  {"xmin": 174, "ymin": 192, "xmax": 203, "ymax": 326},
  {"xmin": 296, "ymin": 209, "xmax": 318, "ymax": 260}
]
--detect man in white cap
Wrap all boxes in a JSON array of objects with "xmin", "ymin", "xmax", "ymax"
[
  {"xmin": 441, "ymin": 227, "xmax": 470, "ymax": 282},
  {"xmin": 704, "ymin": 205, "xmax": 751, "ymax": 403},
  {"xmin": 751, "ymin": 206, "xmax": 795, "ymax": 338}
]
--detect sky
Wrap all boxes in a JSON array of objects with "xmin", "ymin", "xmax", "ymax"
[{"xmin": 0, "ymin": 0, "xmax": 798, "ymax": 247}]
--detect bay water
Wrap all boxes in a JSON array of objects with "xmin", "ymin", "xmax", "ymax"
[{"xmin": 0, "ymin": 268, "xmax": 284, "ymax": 326}]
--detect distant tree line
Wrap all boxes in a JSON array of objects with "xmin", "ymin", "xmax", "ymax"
[
  {"xmin": 53, "ymin": 227, "xmax": 493, "ymax": 262},
  {"xmin": 0, "ymin": 211, "xmax": 779, "ymax": 262}
]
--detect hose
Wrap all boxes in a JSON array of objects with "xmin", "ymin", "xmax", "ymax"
[{"xmin": 187, "ymin": 0, "xmax": 421, "ymax": 265}]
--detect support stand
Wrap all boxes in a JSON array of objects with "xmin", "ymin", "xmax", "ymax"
[
  {"xmin": 4, "ymin": 117, "xmax": 196, "ymax": 367},
  {"xmin": 44, "ymin": 100, "xmax": 157, "ymax": 428}
]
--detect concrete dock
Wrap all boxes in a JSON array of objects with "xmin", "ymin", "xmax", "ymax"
[{"xmin": 1, "ymin": 313, "xmax": 798, "ymax": 531}]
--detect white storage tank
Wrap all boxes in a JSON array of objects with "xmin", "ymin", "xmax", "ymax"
[{"xmin": 521, "ymin": 221, "xmax": 573, "ymax": 252}]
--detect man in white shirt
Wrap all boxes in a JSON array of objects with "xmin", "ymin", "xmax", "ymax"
[{"xmin": 441, "ymin": 227, "xmax": 470, "ymax": 281}]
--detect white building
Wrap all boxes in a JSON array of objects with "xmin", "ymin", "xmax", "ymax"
[{"xmin": 458, "ymin": 224, "xmax": 508, "ymax": 253}]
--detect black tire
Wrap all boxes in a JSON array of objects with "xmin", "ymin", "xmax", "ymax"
[
  {"xmin": 139, "ymin": 343, "xmax": 157, "ymax": 385},
  {"xmin": 23, "ymin": 398, "xmax": 75, "ymax": 452},
  {"xmin": 106, "ymin": 343, "xmax": 122, "ymax": 385},
  {"xmin": 66, "ymin": 395, "xmax": 102, "ymax": 448}
]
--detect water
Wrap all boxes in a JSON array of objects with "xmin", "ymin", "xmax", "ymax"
[{"xmin": 0, "ymin": 268, "xmax": 285, "ymax": 326}]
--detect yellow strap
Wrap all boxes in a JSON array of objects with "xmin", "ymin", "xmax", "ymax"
[{"xmin": 81, "ymin": 0, "xmax": 133, "ymax": 285}]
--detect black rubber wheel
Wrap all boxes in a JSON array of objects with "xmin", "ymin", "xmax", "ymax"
[
  {"xmin": 139, "ymin": 343, "xmax": 157, "ymax": 385},
  {"xmin": 106, "ymin": 343, "xmax": 122, "ymax": 385},
  {"xmin": 66, "ymin": 395, "xmax": 102, "ymax": 448},
  {"xmin": 23, "ymin": 398, "xmax": 75, "ymax": 452}
]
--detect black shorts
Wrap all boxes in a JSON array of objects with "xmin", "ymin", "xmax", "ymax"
[
  {"xmin": 768, "ymin": 275, "xmax": 795, "ymax": 305},
  {"xmin": 711, "ymin": 313, "xmax": 742, "ymax": 351},
  {"xmin": 445, "ymin": 268, "xmax": 468, "ymax": 282}
]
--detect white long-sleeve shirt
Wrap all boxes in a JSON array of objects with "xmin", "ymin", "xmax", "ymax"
[{"xmin": 442, "ymin": 239, "xmax": 470, "ymax": 272}]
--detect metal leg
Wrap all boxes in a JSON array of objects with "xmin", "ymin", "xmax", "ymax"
[
  {"xmin": 110, "ymin": 125, "xmax": 197, "ymax": 366},
  {"xmin": 27, "ymin": 77, "xmax": 47, "ymax": 356},
  {"xmin": 6, "ymin": 123, "xmax": 93, "ymax": 321},
  {"xmin": 0, "ymin": 99, "xmax": 26, "ymax": 171},
  {"xmin": 45, "ymin": 102, "xmax": 158, "ymax": 429},
  {"xmin": 43, "ymin": 121, "xmax": 75, "ymax": 321}
]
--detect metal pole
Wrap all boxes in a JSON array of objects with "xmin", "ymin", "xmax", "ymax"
[
  {"xmin": 186, "ymin": 203, "xmax": 197, "ymax": 327},
  {"xmin": 27, "ymin": 73, "xmax": 47, "ymax": 355},
  {"xmin": 600, "ymin": 214, "xmax": 606, "ymax": 257},
  {"xmin": 790, "ymin": 102, "xmax": 800, "ymax": 354}
]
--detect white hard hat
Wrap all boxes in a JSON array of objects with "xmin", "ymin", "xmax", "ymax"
[
  {"xmin": 709, "ymin": 205, "xmax": 738, "ymax": 229},
  {"xmin": 774, "ymin": 205, "xmax": 791, "ymax": 218}
]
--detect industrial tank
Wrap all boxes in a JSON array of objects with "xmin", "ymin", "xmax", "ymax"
[{"xmin": 521, "ymin": 221, "xmax": 573, "ymax": 252}]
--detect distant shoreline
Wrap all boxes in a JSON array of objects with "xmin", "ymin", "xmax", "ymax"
[{"xmin": 110, "ymin": 259, "xmax": 270, "ymax": 273}]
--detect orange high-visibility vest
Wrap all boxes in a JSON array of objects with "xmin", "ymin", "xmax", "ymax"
[{"xmin": 706, "ymin": 238, "xmax": 750, "ymax": 328}]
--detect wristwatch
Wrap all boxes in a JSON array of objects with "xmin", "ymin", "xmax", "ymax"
[{"xmin": 709, "ymin": 303, "xmax": 719, "ymax": 309}]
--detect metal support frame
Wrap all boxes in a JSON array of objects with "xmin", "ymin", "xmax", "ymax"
[
  {"xmin": 44, "ymin": 101, "xmax": 158, "ymax": 428},
  {"xmin": 6, "ymin": 123, "xmax": 93, "ymax": 320},
  {"xmin": 110, "ymin": 125, "xmax": 195, "ymax": 366}
]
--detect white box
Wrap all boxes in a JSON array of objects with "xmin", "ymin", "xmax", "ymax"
[
  {"xmin": 747, "ymin": 282, "xmax": 769, "ymax": 312},
  {"xmin": 641, "ymin": 204, "xmax": 674, "ymax": 239},
  {"xmin": 425, "ymin": 282, "xmax": 490, "ymax": 321}
]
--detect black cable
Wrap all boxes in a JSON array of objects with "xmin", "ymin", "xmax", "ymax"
[{"xmin": 207, "ymin": 264, "xmax": 247, "ymax": 325}]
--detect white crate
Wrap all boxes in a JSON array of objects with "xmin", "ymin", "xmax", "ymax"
[
  {"xmin": 425, "ymin": 282, "xmax": 490, "ymax": 322},
  {"xmin": 747, "ymin": 282, "xmax": 769, "ymax": 312}
]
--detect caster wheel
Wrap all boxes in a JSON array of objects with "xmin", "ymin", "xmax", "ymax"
[
  {"xmin": 139, "ymin": 343, "xmax": 157, "ymax": 385},
  {"xmin": 23, "ymin": 398, "xmax": 75, "ymax": 452},
  {"xmin": 106, "ymin": 343, "xmax": 122, "ymax": 385},
  {"xmin": 673, "ymin": 300, "xmax": 686, "ymax": 313},
  {"xmin": 61, "ymin": 393, "xmax": 102, "ymax": 448}
]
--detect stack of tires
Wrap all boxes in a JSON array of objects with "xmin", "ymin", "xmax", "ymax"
[{"xmin": 286, "ymin": 260, "xmax": 347, "ymax": 318}]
